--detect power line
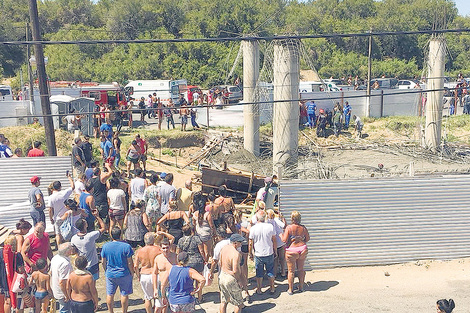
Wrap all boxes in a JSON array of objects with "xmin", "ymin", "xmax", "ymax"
[{"xmin": 1, "ymin": 28, "xmax": 470, "ymax": 46}]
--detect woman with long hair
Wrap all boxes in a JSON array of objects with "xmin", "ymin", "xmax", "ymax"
[
  {"xmin": 60, "ymin": 199, "xmax": 88, "ymax": 239},
  {"xmin": 125, "ymin": 140, "xmax": 141, "ymax": 177},
  {"xmin": 123, "ymin": 201, "xmax": 151, "ymax": 248},
  {"xmin": 281, "ymin": 211, "xmax": 310, "ymax": 295},
  {"xmin": 192, "ymin": 192, "xmax": 215, "ymax": 259},
  {"xmin": 12, "ymin": 219, "xmax": 32, "ymax": 252},
  {"xmin": 156, "ymin": 200, "xmax": 189, "ymax": 249}
]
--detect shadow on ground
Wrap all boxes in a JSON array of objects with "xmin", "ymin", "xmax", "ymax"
[{"xmin": 305, "ymin": 280, "xmax": 339, "ymax": 292}]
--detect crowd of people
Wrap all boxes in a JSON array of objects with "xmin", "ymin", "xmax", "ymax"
[
  {"xmin": 299, "ymin": 100, "xmax": 363, "ymax": 138},
  {"xmin": 0, "ymin": 124, "xmax": 311, "ymax": 313}
]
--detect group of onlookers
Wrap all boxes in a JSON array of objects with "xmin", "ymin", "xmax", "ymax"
[
  {"xmin": 299, "ymin": 100, "xmax": 363, "ymax": 138},
  {"xmin": 6, "ymin": 160, "xmax": 311, "ymax": 313}
]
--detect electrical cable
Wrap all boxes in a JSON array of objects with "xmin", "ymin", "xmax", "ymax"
[{"xmin": 1, "ymin": 28, "xmax": 470, "ymax": 46}]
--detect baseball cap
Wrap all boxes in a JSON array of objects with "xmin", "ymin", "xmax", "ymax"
[
  {"xmin": 30, "ymin": 176, "xmax": 41, "ymax": 184},
  {"xmin": 160, "ymin": 172, "xmax": 167, "ymax": 179},
  {"xmin": 230, "ymin": 233, "xmax": 247, "ymax": 243}
]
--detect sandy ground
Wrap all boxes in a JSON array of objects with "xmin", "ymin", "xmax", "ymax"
[
  {"xmin": 102, "ymin": 116, "xmax": 470, "ymax": 313},
  {"xmin": 93, "ymin": 256, "xmax": 470, "ymax": 313}
]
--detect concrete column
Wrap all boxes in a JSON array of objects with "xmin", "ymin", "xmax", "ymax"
[
  {"xmin": 425, "ymin": 38, "xmax": 445, "ymax": 151},
  {"xmin": 273, "ymin": 39, "xmax": 300, "ymax": 177},
  {"xmin": 243, "ymin": 40, "xmax": 260, "ymax": 156}
]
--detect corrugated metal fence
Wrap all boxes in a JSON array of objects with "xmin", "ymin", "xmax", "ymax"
[
  {"xmin": 280, "ymin": 175, "xmax": 470, "ymax": 270},
  {"xmin": 0, "ymin": 157, "xmax": 72, "ymax": 232}
]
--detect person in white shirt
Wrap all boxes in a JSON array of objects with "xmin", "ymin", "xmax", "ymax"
[
  {"xmin": 51, "ymin": 242, "xmax": 77, "ymax": 312},
  {"xmin": 255, "ymin": 177, "xmax": 278, "ymax": 210},
  {"xmin": 48, "ymin": 174, "xmax": 75, "ymax": 246},
  {"xmin": 129, "ymin": 168, "xmax": 147, "ymax": 205},
  {"xmin": 107, "ymin": 177, "xmax": 127, "ymax": 230},
  {"xmin": 74, "ymin": 174, "xmax": 86, "ymax": 197},
  {"xmin": 249, "ymin": 210, "xmax": 277, "ymax": 294}
]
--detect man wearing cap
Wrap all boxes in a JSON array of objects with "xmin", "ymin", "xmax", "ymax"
[
  {"xmin": 48, "ymin": 173, "xmax": 75, "ymax": 246},
  {"xmin": 29, "ymin": 176, "xmax": 46, "ymax": 225},
  {"xmin": 255, "ymin": 177, "xmax": 278, "ymax": 210},
  {"xmin": 218, "ymin": 234, "xmax": 245, "ymax": 313}
]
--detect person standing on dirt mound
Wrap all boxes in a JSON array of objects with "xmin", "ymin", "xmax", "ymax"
[
  {"xmin": 316, "ymin": 109, "xmax": 328, "ymax": 138},
  {"xmin": 343, "ymin": 101, "xmax": 352, "ymax": 128},
  {"xmin": 333, "ymin": 103, "xmax": 343, "ymax": 137}
]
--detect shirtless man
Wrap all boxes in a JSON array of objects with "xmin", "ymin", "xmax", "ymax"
[
  {"xmin": 67, "ymin": 255, "xmax": 99, "ymax": 313},
  {"xmin": 153, "ymin": 237, "xmax": 177, "ymax": 313},
  {"xmin": 134, "ymin": 232, "xmax": 162, "ymax": 313},
  {"xmin": 31, "ymin": 258, "xmax": 52, "ymax": 313},
  {"xmin": 218, "ymin": 234, "xmax": 245, "ymax": 313}
]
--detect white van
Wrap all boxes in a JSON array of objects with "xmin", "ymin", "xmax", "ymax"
[
  {"xmin": 299, "ymin": 81, "xmax": 341, "ymax": 93},
  {"xmin": 0, "ymin": 85, "xmax": 13, "ymax": 101},
  {"xmin": 124, "ymin": 79, "xmax": 187, "ymax": 105}
]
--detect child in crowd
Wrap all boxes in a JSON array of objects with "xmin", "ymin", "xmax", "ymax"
[{"xmin": 30, "ymin": 258, "xmax": 51, "ymax": 313}]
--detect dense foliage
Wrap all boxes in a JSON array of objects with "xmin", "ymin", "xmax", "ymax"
[{"xmin": 1, "ymin": 0, "xmax": 469, "ymax": 87}]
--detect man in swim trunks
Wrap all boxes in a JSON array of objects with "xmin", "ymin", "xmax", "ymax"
[
  {"xmin": 218, "ymin": 234, "xmax": 245, "ymax": 313},
  {"xmin": 134, "ymin": 232, "xmax": 162, "ymax": 313},
  {"xmin": 153, "ymin": 238, "xmax": 176, "ymax": 313},
  {"xmin": 101, "ymin": 227, "xmax": 134, "ymax": 313},
  {"xmin": 31, "ymin": 258, "xmax": 52, "ymax": 313},
  {"xmin": 67, "ymin": 256, "xmax": 98, "ymax": 313}
]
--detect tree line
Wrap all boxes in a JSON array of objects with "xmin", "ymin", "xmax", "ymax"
[{"xmin": 1, "ymin": 0, "xmax": 469, "ymax": 88}]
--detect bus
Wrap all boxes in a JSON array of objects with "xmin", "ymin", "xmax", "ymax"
[{"xmin": 124, "ymin": 79, "xmax": 188, "ymax": 105}]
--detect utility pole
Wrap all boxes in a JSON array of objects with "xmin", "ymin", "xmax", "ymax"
[
  {"xmin": 26, "ymin": 23, "xmax": 35, "ymax": 118},
  {"xmin": 273, "ymin": 39, "xmax": 300, "ymax": 178},
  {"xmin": 424, "ymin": 37, "xmax": 445, "ymax": 151},
  {"xmin": 28, "ymin": 0, "xmax": 56, "ymax": 155},
  {"xmin": 366, "ymin": 28, "xmax": 372, "ymax": 117},
  {"xmin": 243, "ymin": 39, "xmax": 260, "ymax": 156}
]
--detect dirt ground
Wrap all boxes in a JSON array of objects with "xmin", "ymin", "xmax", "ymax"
[
  {"xmin": 94, "ymin": 256, "xmax": 470, "ymax": 312},
  {"xmin": 92, "ymin": 117, "xmax": 470, "ymax": 312}
]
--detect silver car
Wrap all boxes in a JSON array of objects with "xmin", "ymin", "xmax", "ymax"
[{"xmin": 214, "ymin": 85, "xmax": 243, "ymax": 103}]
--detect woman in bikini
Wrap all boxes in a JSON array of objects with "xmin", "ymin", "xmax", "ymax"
[
  {"xmin": 281, "ymin": 211, "xmax": 310, "ymax": 295},
  {"xmin": 214, "ymin": 186, "xmax": 237, "ymax": 235}
]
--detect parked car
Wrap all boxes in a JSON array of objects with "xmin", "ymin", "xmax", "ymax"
[
  {"xmin": 323, "ymin": 78, "xmax": 343, "ymax": 85},
  {"xmin": 398, "ymin": 80, "xmax": 420, "ymax": 89},
  {"xmin": 372, "ymin": 78, "xmax": 398, "ymax": 89},
  {"xmin": 212, "ymin": 85, "xmax": 243, "ymax": 103}
]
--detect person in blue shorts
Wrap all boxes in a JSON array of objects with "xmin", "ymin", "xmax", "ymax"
[{"xmin": 101, "ymin": 227, "xmax": 134, "ymax": 313}]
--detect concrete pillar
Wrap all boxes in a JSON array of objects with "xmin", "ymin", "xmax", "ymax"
[
  {"xmin": 243, "ymin": 40, "xmax": 260, "ymax": 156},
  {"xmin": 425, "ymin": 38, "xmax": 445, "ymax": 151},
  {"xmin": 273, "ymin": 39, "xmax": 300, "ymax": 177}
]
